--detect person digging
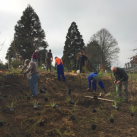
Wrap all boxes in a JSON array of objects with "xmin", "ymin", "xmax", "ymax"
[
  {"xmin": 86, "ymin": 72, "xmax": 107, "ymax": 93},
  {"xmin": 111, "ymin": 66, "xmax": 128, "ymax": 103},
  {"xmin": 55, "ymin": 57, "xmax": 66, "ymax": 82},
  {"xmin": 22, "ymin": 59, "xmax": 39, "ymax": 97}
]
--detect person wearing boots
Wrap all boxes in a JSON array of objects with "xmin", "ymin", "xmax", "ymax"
[
  {"xmin": 22, "ymin": 59, "xmax": 39, "ymax": 97},
  {"xmin": 111, "ymin": 66, "xmax": 128, "ymax": 103},
  {"xmin": 46, "ymin": 49, "xmax": 53, "ymax": 72},
  {"xmin": 78, "ymin": 52, "xmax": 87, "ymax": 73},
  {"xmin": 55, "ymin": 57, "xmax": 66, "ymax": 81},
  {"xmin": 86, "ymin": 72, "xmax": 107, "ymax": 93}
]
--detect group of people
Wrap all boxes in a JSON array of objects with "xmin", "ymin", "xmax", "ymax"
[{"xmin": 22, "ymin": 50, "xmax": 129, "ymax": 103}]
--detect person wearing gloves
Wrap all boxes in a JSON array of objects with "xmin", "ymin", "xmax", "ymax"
[
  {"xmin": 111, "ymin": 66, "xmax": 128, "ymax": 103},
  {"xmin": 55, "ymin": 57, "xmax": 66, "ymax": 81},
  {"xmin": 86, "ymin": 72, "xmax": 107, "ymax": 93},
  {"xmin": 22, "ymin": 59, "xmax": 39, "ymax": 97}
]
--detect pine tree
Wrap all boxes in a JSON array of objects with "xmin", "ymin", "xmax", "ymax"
[
  {"xmin": 62, "ymin": 22, "xmax": 85, "ymax": 70},
  {"xmin": 6, "ymin": 5, "xmax": 48, "ymax": 62}
]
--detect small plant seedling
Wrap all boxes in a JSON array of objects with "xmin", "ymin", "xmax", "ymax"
[
  {"xmin": 66, "ymin": 97, "xmax": 71, "ymax": 102},
  {"xmin": 112, "ymin": 101, "xmax": 118, "ymax": 109},
  {"xmin": 110, "ymin": 110, "xmax": 117, "ymax": 123},
  {"xmin": 32, "ymin": 101, "xmax": 39, "ymax": 109},
  {"xmin": 6, "ymin": 100, "xmax": 16, "ymax": 112},
  {"xmin": 50, "ymin": 100, "xmax": 58, "ymax": 108},
  {"xmin": 53, "ymin": 128, "xmax": 62, "ymax": 136},
  {"xmin": 130, "ymin": 105, "xmax": 137, "ymax": 116},
  {"xmin": 6, "ymin": 101, "xmax": 16, "ymax": 108},
  {"xmin": 32, "ymin": 101, "xmax": 39, "ymax": 106}
]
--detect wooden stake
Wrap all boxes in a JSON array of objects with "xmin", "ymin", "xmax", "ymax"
[{"xmin": 85, "ymin": 96, "xmax": 114, "ymax": 102}]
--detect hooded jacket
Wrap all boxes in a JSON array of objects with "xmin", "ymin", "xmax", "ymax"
[{"xmin": 87, "ymin": 72, "xmax": 98, "ymax": 88}]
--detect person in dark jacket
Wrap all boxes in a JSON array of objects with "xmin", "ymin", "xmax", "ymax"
[
  {"xmin": 46, "ymin": 49, "xmax": 53, "ymax": 72},
  {"xmin": 111, "ymin": 66, "xmax": 128, "ymax": 103},
  {"xmin": 86, "ymin": 72, "xmax": 107, "ymax": 93},
  {"xmin": 78, "ymin": 52, "xmax": 87, "ymax": 73},
  {"xmin": 31, "ymin": 50, "xmax": 40, "ymax": 63}
]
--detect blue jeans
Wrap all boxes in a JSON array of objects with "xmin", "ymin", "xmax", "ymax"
[
  {"xmin": 57, "ymin": 63, "xmax": 66, "ymax": 81},
  {"xmin": 31, "ymin": 58, "xmax": 37, "ymax": 63},
  {"xmin": 30, "ymin": 73, "xmax": 39, "ymax": 96}
]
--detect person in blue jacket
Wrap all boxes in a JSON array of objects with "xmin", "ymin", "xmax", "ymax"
[{"xmin": 86, "ymin": 72, "xmax": 107, "ymax": 93}]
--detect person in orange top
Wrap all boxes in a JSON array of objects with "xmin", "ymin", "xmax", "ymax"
[{"xmin": 55, "ymin": 57, "xmax": 66, "ymax": 81}]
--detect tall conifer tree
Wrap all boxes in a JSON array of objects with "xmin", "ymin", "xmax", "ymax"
[
  {"xmin": 6, "ymin": 5, "xmax": 48, "ymax": 62},
  {"xmin": 62, "ymin": 22, "xmax": 85, "ymax": 70}
]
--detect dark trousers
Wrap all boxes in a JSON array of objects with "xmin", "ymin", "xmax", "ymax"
[
  {"xmin": 46, "ymin": 59, "xmax": 51, "ymax": 72},
  {"xmin": 79, "ymin": 63, "xmax": 83, "ymax": 73},
  {"xmin": 57, "ymin": 63, "xmax": 66, "ymax": 81}
]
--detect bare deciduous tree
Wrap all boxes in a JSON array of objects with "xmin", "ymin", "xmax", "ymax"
[{"xmin": 89, "ymin": 28, "xmax": 120, "ymax": 69}]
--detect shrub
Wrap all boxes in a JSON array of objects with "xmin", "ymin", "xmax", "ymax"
[
  {"xmin": 11, "ymin": 59, "xmax": 20, "ymax": 69},
  {"xmin": 0, "ymin": 63, "xmax": 5, "ymax": 69}
]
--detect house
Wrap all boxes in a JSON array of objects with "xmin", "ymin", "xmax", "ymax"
[{"xmin": 124, "ymin": 60, "xmax": 137, "ymax": 73}]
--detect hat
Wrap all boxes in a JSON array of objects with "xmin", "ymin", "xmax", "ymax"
[{"xmin": 24, "ymin": 59, "xmax": 30, "ymax": 64}]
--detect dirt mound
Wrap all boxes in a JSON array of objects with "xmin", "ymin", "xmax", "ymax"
[{"xmin": 0, "ymin": 71, "xmax": 137, "ymax": 137}]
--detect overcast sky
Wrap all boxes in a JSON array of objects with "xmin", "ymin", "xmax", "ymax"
[{"xmin": 0, "ymin": 0, "xmax": 137, "ymax": 67}]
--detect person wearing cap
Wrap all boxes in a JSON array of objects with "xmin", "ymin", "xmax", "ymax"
[
  {"xmin": 46, "ymin": 49, "xmax": 53, "ymax": 72},
  {"xmin": 78, "ymin": 52, "xmax": 88, "ymax": 73},
  {"xmin": 86, "ymin": 72, "xmax": 107, "ymax": 93},
  {"xmin": 55, "ymin": 57, "xmax": 66, "ymax": 81},
  {"xmin": 31, "ymin": 50, "xmax": 40, "ymax": 63},
  {"xmin": 111, "ymin": 66, "xmax": 128, "ymax": 103},
  {"xmin": 22, "ymin": 59, "xmax": 39, "ymax": 97}
]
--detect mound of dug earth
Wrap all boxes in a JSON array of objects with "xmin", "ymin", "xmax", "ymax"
[{"xmin": 0, "ymin": 71, "xmax": 137, "ymax": 137}]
